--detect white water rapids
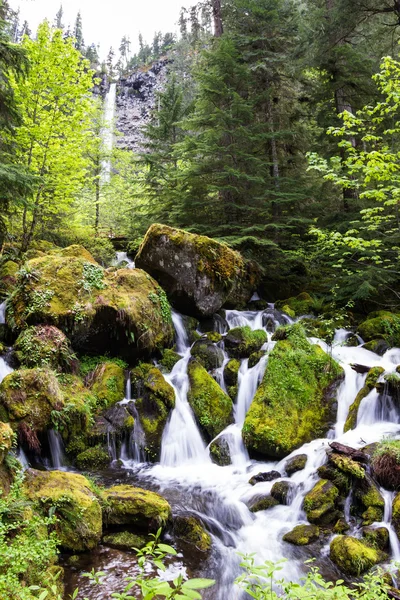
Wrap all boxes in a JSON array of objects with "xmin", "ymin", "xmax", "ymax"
[{"xmin": 119, "ymin": 307, "xmax": 400, "ymax": 597}]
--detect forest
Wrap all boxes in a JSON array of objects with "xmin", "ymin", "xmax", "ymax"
[{"xmin": 2, "ymin": 0, "xmax": 400, "ymax": 598}]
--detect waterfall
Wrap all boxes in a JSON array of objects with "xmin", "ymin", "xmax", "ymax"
[
  {"xmin": 381, "ymin": 489, "xmax": 400, "ymax": 564},
  {"xmin": 0, "ymin": 300, "xmax": 5, "ymax": 325},
  {"xmin": 101, "ymin": 82, "xmax": 117, "ymax": 183},
  {"xmin": 48, "ymin": 429, "xmax": 66, "ymax": 470},
  {"xmin": 119, "ymin": 374, "xmax": 146, "ymax": 464},
  {"xmin": 115, "ymin": 251, "xmax": 135, "ymax": 269}
]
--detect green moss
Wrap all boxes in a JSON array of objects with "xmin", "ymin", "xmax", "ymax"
[
  {"xmin": 173, "ymin": 515, "xmax": 211, "ymax": 553},
  {"xmin": 329, "ymin": 453, "xmax": 366, "ymax": 479},
  {"xmin": 242, "ymin": 324, "xmax": 343, "ymax": 458},
  {"xmin": 14, "ymin": 325, "xmax": 75, "ymax": 371},
  {"xmin": 224, "ymin": 359, "xmax": 240, "ymax": 386},
  {"xmin": 204, "ymin": 331, "xmax": 222, "ymax": 343},
  {"xmin": 90, "ymin": 362, "xmax": 125, "ymax": 409},
  {"xmin": 330, "ymin": 535, "xmax": 385, "ymax": 576},
  {"xmin": 358, "ymin": 312, "xmax": 400, "ymax": 346},
  {"xmin": 392, "ymin": 492, "xmax": 400, "ymax": 537},
  {"xmin": 102, "ymin": 531, "xmax": 148, "ymax": 551},
  {"xmin": 344, "ymin": 367, "xmax": 384, "ymax": 432},
  {"xmin": 248, "ymin": 351, "xmax": 266, "ymax": 368},
  {"xmin": 275, "ymin": 292, "xmax": 315, "ymax": 317},
  {"xmin": 104, "ymin": 485, "xmax": 171, "ymax": 531},
  {"xmin": 76, "ymin": 446, "xmax": 109, "ymax": 470},
  {"xmin": 159, "ymin": 349, "xmax": 181, "ymax": 372},
  {"xmin": 285, "ymin": 454, "xmax": 307, "ymax": 476},
  {"xmin": 303, "ymin": 479, "xmax": 339, "ymax": 525},
  {"xmin": 190, "ymin": 339, "xmax": 224, "ymax": 370},
  {"xmin": 0, "ymin": 422, "xmax": 13, "ymax": 464},
  {"xmin": 225, "ymin": 326, "xmax": 267, "ymax": 358},
  {"xmin": 249, "ymin": 495, "xmax": 279, "ymax": 512},
  {"xmin": 354, "ymin": 475, "xmax": 384, "ymax": 525},
  {"xmin": 0, "ymin": 342, "xmax": 4, "ymax": 355},
  {"xmin": 362, "ymin": 526, "xmax": 389, "ymax": 550},
  {"xmin": 187, "ymin": 360, "xmax": 233, "ymax": 440},
  {"xmin": 317, "ymin": 465, "xmax": 351, "ymax": 495},
  {"xmin": 283, "ymin": 524, "xmax": 319, "ymax": 546},
  {"xmin": 24, "ymin": 469, "xmax": 102, "ymax": 552}
]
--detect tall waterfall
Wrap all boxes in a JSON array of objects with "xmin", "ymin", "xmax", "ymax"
[
  {"xmin": 101, "ymin": 82, "xmax": 117, "ymax": 183},
  {"xmin": 0, "ymin": 301, "xmax": 6, "ymax": 325}
]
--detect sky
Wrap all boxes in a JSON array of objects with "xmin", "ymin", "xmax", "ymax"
[{"xmin": 9, "ymin": 0, "xmax": 195, "ymax": 58}]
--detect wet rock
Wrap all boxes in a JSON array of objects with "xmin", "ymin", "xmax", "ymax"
[
  {"xmin": 0, "ymin": 422, "xmax": 13, "ymax": 464},
  {"xmin": 173, "ymin": 515, "xmax": 211, "ymax": 553},
  {"xmin": 283, "ymin": 524, "xmax": 319, "ymax": 546},
  {"xmin": 187, "ymin": 360, "xmax": 233, "ymax": 441},
  {"xmin": 76, "ymin": 446, "xmax": 109, "ymax": 470},
  {"xmin": 209, "ymin": 436, "xmax": 231, "ymax": 466},
  {"xmin": 271, "ymin": 481, "xmax": 293, "ymax": 505},
  {"xmin": 89, "ymin": 362, "xmax": 125, "ymax": 409},
  {"xmin": 190, "ymin": 339, "xmax": 224, "ymax": 370},
  {"xmin": 333, "ymin": 519, "xmax": 350, "ymax": 534},
  {"xmin": 362, "ymin": 339, "xmax": 389, "ymax": 356},
  {"xmin": 275, "ymin": 292, "xmax": 315, "ymax": 317},
  {"xmin": 248, "ymin": 351, "xmax": 265, "ymax": 368},
  {"xmin": 285, "ymin": 454, "xmax": 307, "ymax": 476},
  {"xmin": 243, "ymin": 324, "xmax": 343, "ymax": 459},
  {"xmin": 328, "ymin": 453, "xmax": 366, "ymax": 479},
  {"xmin": 249, "ymin": 471, "xmax": 281, "ymax": 486},
  {"xmin": 224, "ymin": 359, "xmax": 241, "ymax": 387},
  {"xmin": 317, "ymin": 465, "xmax": 351, "ymax": 496},
  {"xmin": 135, "ymin": 224, "xmax": 260, "ymax": 318},
  {"xmin": 249, "ymin": 495, "xmax": 279, "ymax": 512},
  {"xmin": 392, "ymin": 492, "xmax": 400, "ymax": 537},
  {"xmin": 303, "ymin": 479, "xmax": 339, "ymax": 525},
  {"xmin": 224, "ymin": 326, "xmax": 267, "ymax": 359},
  {"xmin": 104, "ymin": 485, "xmax": 171, "ymax": 532},
  {"xmin": 344, "ymin": 367, "xmax": 385, "ymax": 432},
  {"xmin": 353, "ymin": 473, "xmax": 384, "ymax": 525},
  {"xmin": 24, "ymin": 469, "xmax": 102, "ymax": 552},
  {"xmin": 102, "ymin": 531, "xmax": 148, "ymax": 551},
  {"xmin": 362, "ymin": 526, "xmax": 390, "ymax": 550},
  {"xmin": 358, "ymin": 311, "xmax": 400, "ymax": 346},
  {"xmin": 159, "ymin": 348, "xmax": 181, "ymax": 372},
  {"xmin": 330, "ymin": 535, "xmax": 387, "ymax": 576}
]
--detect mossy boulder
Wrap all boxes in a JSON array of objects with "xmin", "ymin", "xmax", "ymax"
[
  {"xmin": 89, "ymin": 362, "xmax": 125, "ymax": 409},
  {"xmin": 317, "ymin": 465, "xmax": 351, "ymax": 496},
  {"xmin": 283, "ymin": 524, "xmax": 320, "ymax": 546},
  {"xmin": 102, "ymin": 531, "xmax": 148, "ymax": 551},
  {"xmin": 159, "ymin": 349, "xmax": 181, "ymax": 372},
  {"xmin": 249, "ymin": 495, "xmax": 279, "ymax": 512},
  {"xmin": 14, "ymin": 325, "xmax": 76, "ymax": 371},
  {"xmin": 372, "ymin": 440, "xmax": 400, "ymax": 490},
  {"xmin": 271, "ymin": 481, "xmax": 293, "ymax": 505},
  {"xmin": 0, "ymin": 368, "xmax": 64, "ymax": 433},
  {"xmin": 392, "ymin": 492, "xmax": 400, "ymax": 537},
  {"xmin": 328, "ymin": 453, "xmax": 366, "ymax": 479},
  {"xmin": 187, "ymin": 360, "xmax": 233, "ymax": 440},
  {"xmin": 242, "ymin": 324, "xmax": 343, "ymax": 459},
  {"xmin": 76, "ymin": 446, "xmax": 109, "ymax": 470},
  {"xmin": 190, "ymin": 339, "xmax": 224, "ymax": 370},
  {"xmin": 358, "ymin": 311, "xmax": 400, "ymax": 346},
  {"xmin": 0, "ymin": 259, "xmax": 19, "ymax": 295},
  {"xmin": 7, "ymin": 249, "xmax": 174, "ymax": 360},
  {"xmin": 173, "ymin": 515, "xmax": 211, "ymax": 553},
  {"xmin": 135, "ymin": 224, "xmax": 260, "ymax": 317},
  {"xmin": 303, "ymin": 479, "xmax": 339, "ymax": 525},
  {"xmin": 362, "ymin": 526, "xmax": 389, "ymax": 550},
  {"xmin": 24, "ymin": 469, "xmax": 102, "ymax": 552},
  {"xmin": 209, "ymin": 435, "xmax": 231, "ymax": 466},
  {"xmin": 344, "ymin": 367, "xmax": 384, "ymax": 432},
  {"xmin": 275, "ymin": 292, "xmax": 315, "ymax": 317},
  {"xmin": 285, "ymin": 454, "xmax": 307, "ymax": 476},
  {"xmin": 0, "ymin": 422, "xmax": 13, "ymax": 464},
  {"xmin": 132, "ymin": 363, "xmax": 175, "ymax": 461},
  {"xmin": 224, "ymin": 326, "xmax": 267, "ymax": 359},
  {"xmin": 361, "ymin": 339, "xmax": 389, "ymax": 355},
  {"xmin": 353, "ymin": 474, "xmax": 384, "ymax": 525},
  {"xmin": 330, "ymin": 535, "xmax": 386, "ymax": 576},
  {"xmin": 103, "ymin": 485, "xmax": 171, "ymax": 532},
  {"xmin": 224, "ymin": 359, "xmax": 240, "ymax": 387},
  {"xmin": 248, "ymin": 351, "xmax": 266, "ymax": 368}
]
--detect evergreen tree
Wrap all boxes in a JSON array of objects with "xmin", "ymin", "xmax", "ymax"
[
  {"xmin": 73, "ymin": 11, "xmax": 84, "ymax": 52},
  {"xmin": 55, "ymin": 4, "xmax": 64, "ymax": 30},
  {"xmin": 106, "ymin": 47, "xmax": 115, "ymax": 78},
  {"xmin": 119, "ymin": 35, "xmax": 131, "ymax": 67}
]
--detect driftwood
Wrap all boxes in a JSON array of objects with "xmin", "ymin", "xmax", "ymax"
[
  {"xmin": 328, "ymin": 442, "xmax": 369, "ymax": 463},
  {"xmin": 389, "ymin": 589, "xmax": 400, "ymax": 600},
  {"xmin": 350, "ymin": 363, "xmax": 372, "ymax": 374}
]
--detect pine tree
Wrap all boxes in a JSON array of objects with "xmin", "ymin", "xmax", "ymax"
[
  {"xmin": 106, "ymin": 47, "xmax": 115, "ymax": 78},
  {"xmin": 55, "ymin": 4, "xmax": 64, "ymax": 30},
  {"xmin": 73, "ymin": 11, "xmax": 84, "ymax": 52}
]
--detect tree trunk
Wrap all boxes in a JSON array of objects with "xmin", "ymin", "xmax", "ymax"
[{"xmin": 212, "ymin": 0, "xmax": 223, "ymax": 37}]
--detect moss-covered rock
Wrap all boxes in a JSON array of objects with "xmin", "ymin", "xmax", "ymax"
[
  {"xmin": 14, "ymin": 325, "xmax": 76, "ymax": 371},
  {"xmin": 248, "ymin": 351, "xmax": 266, "ymax": 368},
  {"xmin": 344, "ymin": 367, "xmax": 385, "ymax": 432},
  {"xmin": 0, "ymin": 422, "xmax": 13, "ymax": 464},
  {"xmin": 0, "ymin": 368, "xmax": 64, "ymax": 434},
  {"xmin": 271, "ymin": 481, "xmax": 293, "ymax": 505},
  {"xmin": 190, "ymin": 339, "xmax": 224, "ymax": 370},
  {"xmin": 285, "ymin": 454, "xmax": 307, "ymax": 476},
  {"xmin": 362, "ymin": 526, "xmax": 389, "ymax": 550},
  {"xmin": 275, "ymin": 292, "xmax": 315, "ymax": 317},
  {"xmin": 132, "ymin": 363, "xmax": 175, "ymax": 461},
  {"xmin": 135, "ymin": 224, "xmax": 260, "ymax": 317},
  {"xmin": 249, "ymin": 495, "xmax": 279, "ymax": 512},
  {"xmin": 159, "ymin": 349, "xmax": 181, "ymax": 372},
  {"xmin": 362, "ymin": 339, "xmax": 389, "ymax": 356},
  {"xmin": 89, "ymin": 362, "xmax": 125, "ymax": 409},
  {"xmin": 372, "ymin": 440, "xmax": 400, "ymax": 490},
  {"xmin": 103, "ymin": 485, "xmax": 171, "ymax": 532},
  {"xmin": 242, "ymin": 324, "xmax": 343, "ymax": 459},
  {"xmin": 353, "ymin": 474, "xmax": 384, "ymax": 525},
  {"xmin": 317, "ymin": 465, "xmax": 351, "ymax": 496},
  {"xmin": 283, "ymin": 524, "xmax": 320, "ymax": 546},
  {"xmin": 330, "ymin": 535, "xmax": 386, "ymax": 576},
  {"xmin": 209, "ymin": 435, "xmax": 231, "ymax": 466},
  {"xmin": 303, "ymin": 479, "xmax": 339, "ymax": 525},
  {"xmin": 187, "ymin": 360, "xmax": 233, "ymax": 440},
  {"xmin": 76, "ymin": 446, "xmax": 109, "ymax": 470},
  {"xmin": 7, "ymin": 249, "xmax": 174, "ymax": 360},
  {"xmin": 102, "ymin": 531, "xmax": 148, "ymax": 551},
  {"xmin": 224, "ymin": 326, "xmax": 267, "ymax": 359},
  {"xmin": 24, "ymin": 469, "xmax": 102, "ymax": 552},
  {"xmin": 173, "ymin": 515, "xmax": 211, "ymax": 553},
  {"xmin": 392, "ymin": 492, "xmax": 400, "ymax": 538},
  {"xmin": 328, "ymin": 453, "xmax": 366, "ymax": 479},
  {"xmin": 224, "ymin": 359, "xmax": 240, "ymax": 387},
  {"xmin": 358, "ymin": 312, "xmax": 400, "ymax": 346}
]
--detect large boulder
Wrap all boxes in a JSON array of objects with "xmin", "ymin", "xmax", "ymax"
[
  {"xmin": 187, "ymin": 360, "xmax": 234, "ymax": 440},
  {"xmin": 283, "ymin": 524, "xmax": 319, "ymax": 546},
  {"xmin": 135, "ymin": 224, "xmax": 260, "ymax": 317},
  {"xmin": 224, "ymin": 326, "xmax": 267, "ymax": 358},
  {"xmin": 24, "ymin": 469, "xmax": 102, "ymax": 552},
  {"xmin": 7, "ymin": 247, "xmax": 174, "ymax": 360},
  {"xmin": 103, "ymin": 485, "xmax": 171, "ymax": 532},
  {"xmin": 14, "ymin": 325, "xmax": 76, "ymax": 371},
  {"xmin": 132, "ymin": 363, "xmax": 175, "ymax": 461},
  {"xmin": 190, "ymin": 338, "xmax": 225, "ymax": 371},
  {"xmin": 358, "ymin": 311, "xmax": 400, "ymax": 346},
  {"xmin": 88, "ymin": 362, "xmax": 125, "ymax": 409},
  {"xmin": 242, "ymin": 324, "xmax": 343, "ymax": 458},
  {"xmin": 330, "ymin": 535, "xmax": 386, "ymax": 576},
  {"xmin": 303, "ymin": 479, "xmax": 339, "ymax": 525}
]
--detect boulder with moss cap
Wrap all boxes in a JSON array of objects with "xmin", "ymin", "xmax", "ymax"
[
  {"xmin": 242, "ymin": 324, "xmax": 343, "ymax": 459},
  {"xmin": 24, "ymin": 469, "xmax": 102, "ymax": 552},
  {"xmin": 135, "ymin": 224, "xmax": 260, "ymax": 317},
  {"xmin": 303, "ymin": 479, "xmax": 339, "ymax": 525},
  {"xmin": 173, "ymin": 515, "xmax": 211, "ymax": 553},
  {"xmin": 283, "ymin": 524, "xmax": 319, "ymax": 546},
  {"xmin": 330, "ymin": 535, "xmax": 387, "ymax": 576},
  {"xmin": 14, "ymin": 325, "xmax": 76, "ymax": 371},
  {"xmin": 103, "ymin": 485, "xmax": 171, "ymax": 532},
  {"xmin": 224, "ymin": 326, "xmax": 267, "ymax": 359}
]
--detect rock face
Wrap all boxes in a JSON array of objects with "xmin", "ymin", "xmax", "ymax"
[
  {"xmin": 7, "ymin": 246, "xmax": 173, "ymax": 360},
  {"xmin": 14, "ymin": 325, "xmax": 76, "ymax": 371},
  {"xmin": 24, "ymin": 469, "xmax": 102, "ymax": 552},
  {"xmin": 135, "ymin": 224, "xmax": 260, "ymax": 317},
  {"xmin": 242, "ymin": 324, "xmax": 343, "ymax": 459},
  {"xmin": 303, "ymin": 479, "xmax": 339, "ymax": 525}
]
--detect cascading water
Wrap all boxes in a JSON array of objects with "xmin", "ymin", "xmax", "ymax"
[
  {"xmin": 120, "ymin": 374, "xmax": 146, "ymax": 463},
  {"xmin": 47, "ymin": 429, "xmax": 66, "ymax": 470},
  {"xmin": 0, "ymin": 300, "xmax": 6, "ymax": 325},
  {"xmin": 115, "ymin": 251, "xmax": 135, "ymax": 269},
  {"xmin": 101, "ymin": 82, "xmax": 117, "ymax": 183}
]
